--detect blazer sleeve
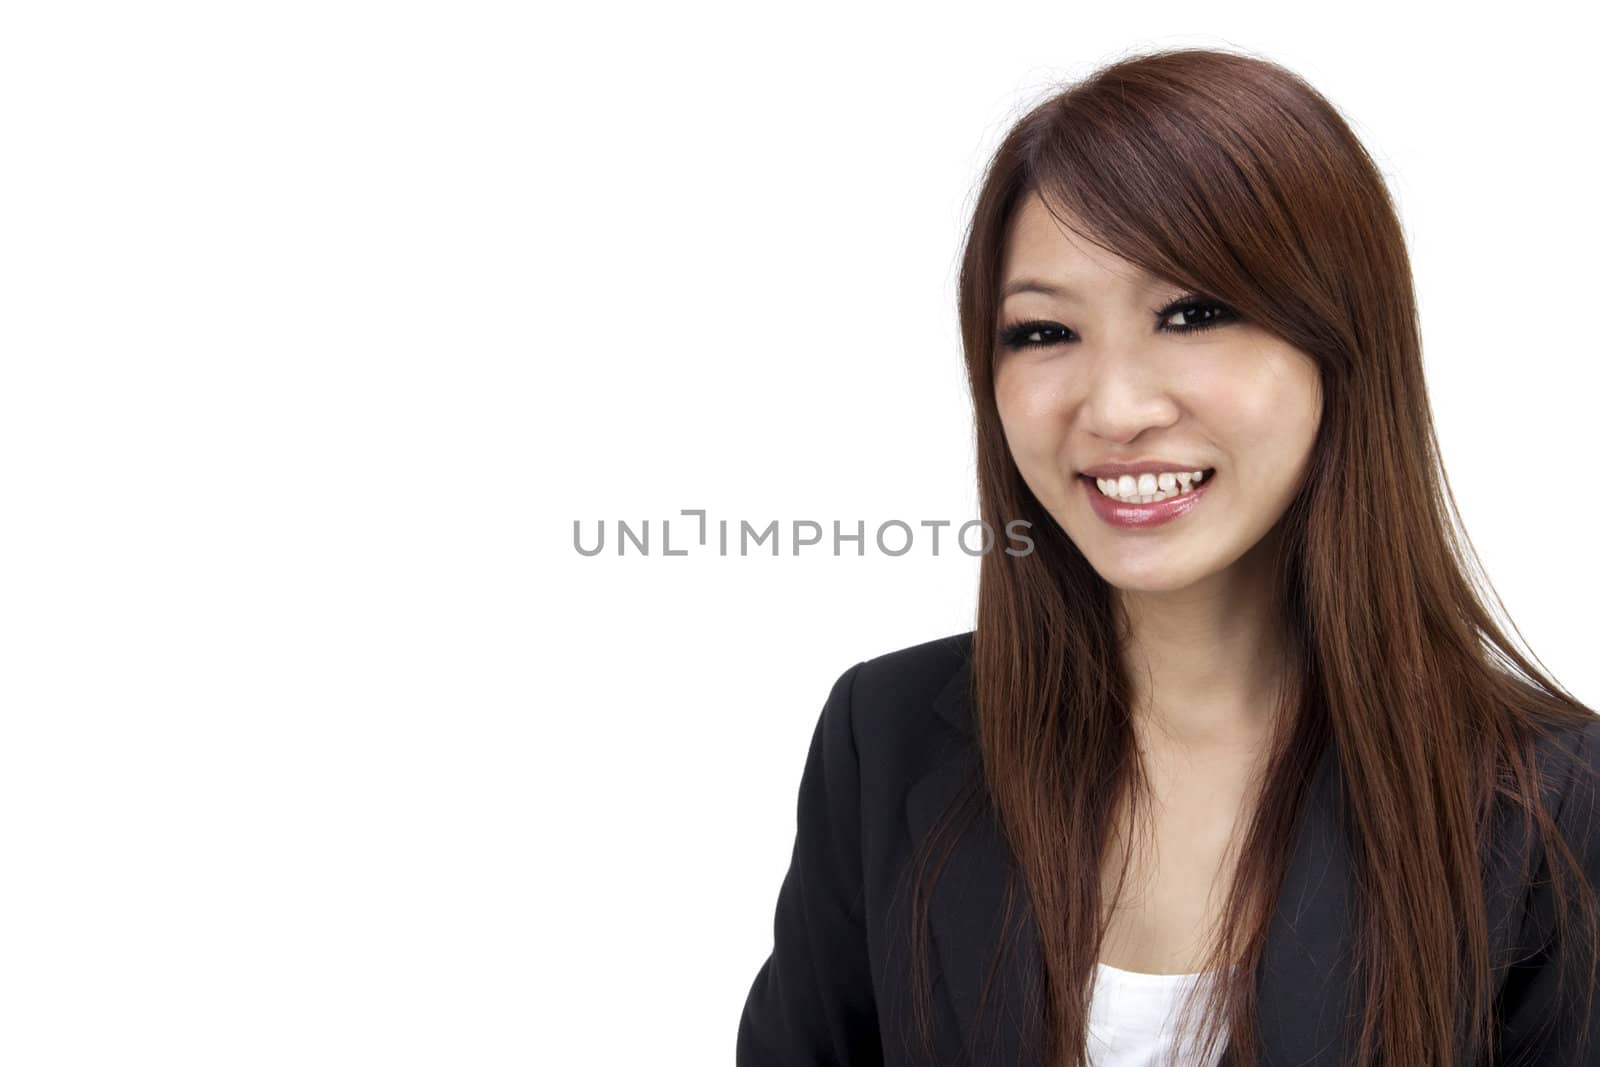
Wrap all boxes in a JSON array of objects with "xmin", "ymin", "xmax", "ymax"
[
  {"xmin": 1494, "ymin": 717, "xmax": 1600, "ymax": 1065},
  {"xmin": 736, "ymin": 660, "xmax": 883, "ymax": 1066}
]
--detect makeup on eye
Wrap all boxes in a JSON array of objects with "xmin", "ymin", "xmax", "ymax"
[{"xmin": 995, "ymin": 293, "xmax": 1241, "ymax": 350}]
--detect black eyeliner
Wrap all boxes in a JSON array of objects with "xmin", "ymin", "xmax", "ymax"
[{"xmin": 996, "ymin": 295, "xmax": 1242, "ymax": 350}]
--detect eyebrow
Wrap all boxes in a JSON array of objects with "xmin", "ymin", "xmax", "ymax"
[
  {"xmin": 1000, "ymin": 277, "xmax": 1075, "ymax": 301},
  {"xmin": 998, "ymin": 262, "xmax": 1177, "ymax": 300}
]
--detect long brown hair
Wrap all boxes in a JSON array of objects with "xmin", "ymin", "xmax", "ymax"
[{"xmin": 904, "ymin": 46, "xmax": 1599, "ymax": 1067}]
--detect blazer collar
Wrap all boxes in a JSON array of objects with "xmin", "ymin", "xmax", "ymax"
[{"xmin": 905, "ymin": 656, "xmax": 1357, "ymax": 1065}]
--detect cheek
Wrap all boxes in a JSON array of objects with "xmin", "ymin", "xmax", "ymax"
[
  {"xmin": 1208, "ymin": 362, "xmax": 1322, "ymax": 474},
  {"xmin": 993, "ymin": 364, "xmax": 1067, "ymax": 453},
  {"xmin": 1261, "ymin": 369, "xmax": 1322, "ymax": 455}
]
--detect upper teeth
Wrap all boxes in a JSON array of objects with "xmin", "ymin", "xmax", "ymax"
[{"xmin": 1094, "ymin": 469, "xmax": 1208, "ymax": 503}]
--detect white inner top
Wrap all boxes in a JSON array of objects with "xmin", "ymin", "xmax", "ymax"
[{"xmin": 1086, "ymin": 961, "xmax": 1228, "ymax": 1067}]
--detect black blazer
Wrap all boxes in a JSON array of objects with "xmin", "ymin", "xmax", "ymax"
[{"xmin": 736, "ymin": 631, "xmax": 1600, "ymax": 1066}]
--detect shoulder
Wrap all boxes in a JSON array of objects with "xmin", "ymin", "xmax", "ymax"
[
  {"xmin": 1523, "ymin": 713, "xmax": 1600, "ymax": 825},
  {"xmin": 1505, "ymin": 713, "xmax": 1600, "ymax": 905},
  {"xmin": 1547, "ymin": 715, "xmax": 1600, "ymax": 842},
  {"xmin": 806, "ymin": 630, "xmax": 974, "ymax": 751},
  {"xmin": 850, "ymin": 629, "xmax": 973, "ymax": 727},
  {"xmin": 1491, "ymin": 713, "xmax": 1600, "ymax": 1062},
  {"xmin": 822, "ymin": 630, "xmax": 975, "ymax": 798}
]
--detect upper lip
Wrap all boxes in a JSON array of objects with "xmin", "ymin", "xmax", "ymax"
[{"xmin": 1078, "ymin": 460, "xmax": 1215, "ymax": 479}]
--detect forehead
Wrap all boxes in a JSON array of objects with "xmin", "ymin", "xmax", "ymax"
[{"xmin": 1000, "ymin": 191, "xmax": 1162, "ymax": 298}]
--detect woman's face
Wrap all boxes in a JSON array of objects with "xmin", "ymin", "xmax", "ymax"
[{"xmin": 993, "ymin": 191, "xmax": 1322, "ymax": 594}]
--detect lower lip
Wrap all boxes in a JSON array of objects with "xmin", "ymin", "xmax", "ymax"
[{"xmin": 1081, "ymin": 471, "xmax": 1215, "ymax": 529}]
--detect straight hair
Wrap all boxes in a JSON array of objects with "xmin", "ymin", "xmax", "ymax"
[{"xmin": 904, "ymin": 46, "xmax": 1600, "ymax": 1067}]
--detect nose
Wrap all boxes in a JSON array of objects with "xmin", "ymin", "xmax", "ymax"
[{"xmin": 1076, "ymin": 348, "xmax": 1182, "ymax": 444}]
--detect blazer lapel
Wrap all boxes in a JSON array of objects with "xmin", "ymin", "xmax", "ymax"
[
  {"xmin": 1252, "ymin": 732, "xmax": 1357, "ymax": 1064},
  {"xmin": 904, "ymin": 662, "xmax": 1046, "ymax": 1064},
  {"xmin": 904, "ymin": 656, "xmax": 1358, "ymax": 1066}
]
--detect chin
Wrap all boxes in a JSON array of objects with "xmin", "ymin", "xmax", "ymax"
[
  {"xmin": 1077, "ymin": 545, "xmax": 1214, "ymax": 594},
  {"xmin": 1100, "ymin": 571, "xmax": 1208, "ymax": 596}
]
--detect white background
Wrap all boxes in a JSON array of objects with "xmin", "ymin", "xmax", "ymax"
[{"xmin": 3, "ymin": 3, "xmax": 1596, "ymax": 1064}]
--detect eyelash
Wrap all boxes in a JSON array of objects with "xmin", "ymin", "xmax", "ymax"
[{"xmin": 996, "ymin": 294, "xmax": 1241, "ymax": 350}]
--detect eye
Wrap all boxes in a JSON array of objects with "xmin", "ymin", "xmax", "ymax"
[
  {"xmin": 994, "ymin": 294, "xmax": 1242, "ymax": 351},
  {"xmin": 996, "ymin": 320, "xmax": 1073, "ymax": 350},
  {"xmin": 1156, "ymin": 294, "xmax": 1240, "ymax": 334}
]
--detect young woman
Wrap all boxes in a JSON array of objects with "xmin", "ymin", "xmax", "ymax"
[{"xmin": 736, "ymin": 48, "xmax": 1600, "ymax": 1067}]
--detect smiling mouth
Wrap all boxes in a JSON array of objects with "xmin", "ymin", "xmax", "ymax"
[{"xmin": 1080, "ymin": 468, "xmax": 1217, "ymax": 505}]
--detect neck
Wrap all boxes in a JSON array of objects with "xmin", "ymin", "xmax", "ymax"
[{"xmin": 1113, "ymin": 536, "xmax": 1294, "ymax": 751}]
